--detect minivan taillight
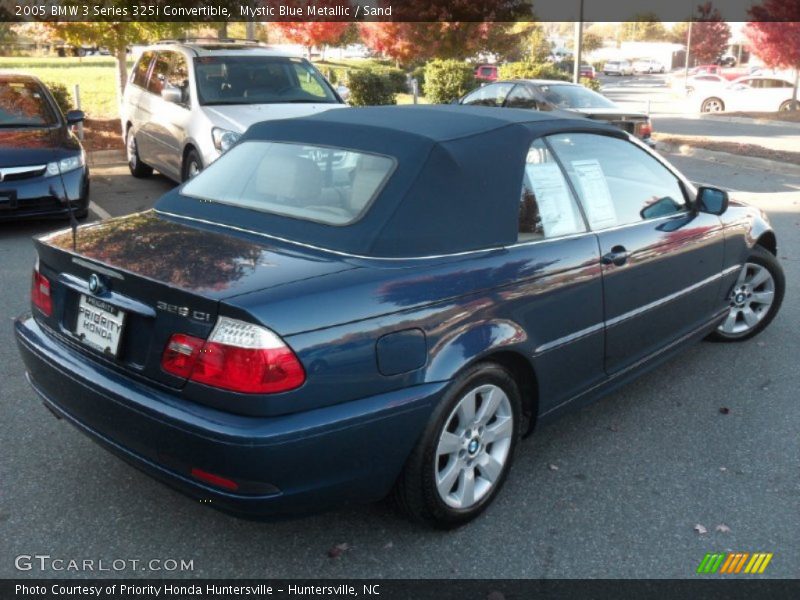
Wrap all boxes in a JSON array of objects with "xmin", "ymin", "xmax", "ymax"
[
  {"xmin": 31, "ymin": 269, "xmax": 52, "ymax": 316},
  {"xmin": 161, "ymin": 317, "xmax": 305, "ymax": 394}
]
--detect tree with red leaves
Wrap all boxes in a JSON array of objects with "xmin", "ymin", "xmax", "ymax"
[
  {"xmin": 359, "ymin": 22, "xmax": 516, "ymax": 66},
  {"xmin": 744, "ymin": 1, "xmax": 800, "ymax": 108},
  {"xmin": 272, "ymin": 21, "xmax": 349, "ymax": 58},
  {"xmin": 687, "ymin": 3, "xmax": 731, "ymax": 64}
]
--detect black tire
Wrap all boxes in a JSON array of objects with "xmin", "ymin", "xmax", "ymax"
[
  {"xmin": 779, "ymin": 100, "xmax": 800, "ymax": 112},
  {"xmin": 708, "ymin": 245, "xmax": 785, "ymax": 342},
  {"xmin": 127, "ymin": 129, "xmax": 153, "ymax": 178},
  {"xmin": 701, "ymin": 97, "xmax": 725, "ymax": 113},
  {"xmin": 182, "ymin": 148, "xmax": 203, "ymax": 182},
  {"xmin": 394, "ymin": 362, "xmax": 522, "ymax": 529}
]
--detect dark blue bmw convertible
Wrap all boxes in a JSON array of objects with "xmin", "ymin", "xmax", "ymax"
[{"xmin": 15, "ymin": 106, "xmax": 784, "ymax": 527}]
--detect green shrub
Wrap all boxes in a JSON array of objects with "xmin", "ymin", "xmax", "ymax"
[
  {"xmin": 497, "ymin": 62, "xmax": 570, "ymax": 82},
  {"xmin": 44, "ymin": 81, "xmax": 73, "ymax": 115},
  {"xmin": 347, "ymin": 70, "xmax": 396, "ymax": 106},
  {"xmin": 371, "ymin": 66, "xmax": 407, "ymax": 94},
  {"xmin": 581, "ymin": 76, "xmax": 601, "ymax": 91},
  {"xmin": 424, "ymin": 59, "xmax": 476, "ymax": 104}
]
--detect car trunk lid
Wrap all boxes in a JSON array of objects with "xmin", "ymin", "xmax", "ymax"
[{"xmin": 33, "ymin": 210, "xmax": 356, "ymax": 387}]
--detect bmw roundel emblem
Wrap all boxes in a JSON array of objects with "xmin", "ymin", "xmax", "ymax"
[{"xmin": 88, "ymin": 273, "xmax": 104, "ymax": 295}]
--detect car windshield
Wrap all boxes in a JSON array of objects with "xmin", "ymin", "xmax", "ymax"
[
  {"xmin": 194, "ymin": 56, "xmax": 339, "ymax": 105},
  {"xmin": 181, "ymin": 141, "xmax": 395, "ymax": 226},
  {"xmin": 537, "ymin": 84, "xmax": 616, "ymax": 109},
  {"xmin": 0, "ymin": 80, "xmax": 58, "ymax": 127}
]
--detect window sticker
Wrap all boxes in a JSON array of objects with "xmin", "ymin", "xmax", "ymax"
[
  {"xmin": 570, "ymin": 159, "xmax": 617, "ymax": 229},
  {"xmin": 526, "ymin": 162, "xmax": 582, "ymax": 237}
]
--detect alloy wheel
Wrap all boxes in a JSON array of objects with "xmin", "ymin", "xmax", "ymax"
[
  {"xmin": 434, "ymin": 384, "xmax": 513, "ymax": 509},
  {"xmin": 127, "ymin": 132, "xmax": 138, "ymax": 168},
  {"xmin": 702, "ymin": 98, "xmax": 724, "ymax": 113},
  {"xmin": 718, "ymin": 262, "xmax": 775, "ymax": 336}
]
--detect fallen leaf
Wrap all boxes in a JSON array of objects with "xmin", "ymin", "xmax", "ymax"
[
  {"xmin": 608, "ymin": 424, "xmax": 620, "ymax": 432},
  {"xmin": 756, "ymin": 341, "xmax": 766, "ymax": 347},
  {"xmin": 719, "ymin": 407, "xmax": 730, "ymax": 415},
  {"xmin": 548, "ymin": 464, "xmax": 559, "ymax": 471},
  {"xmin": 383, "ymin": 542, "xmax": 393, "ymax": 550},
  {"xmin": 720, "ymin": 467, "xmax": 727, "ymax": 472},
  {"xmin": 327, "ymin": 543, "xmax": 350, "ymax": 558},
  {"xmin": 694, "ymin": 524, "xmax": 708, "ymax": 535},
  {"xmin": 716, "ymin": 524, "xmax": 731, "ymax": 533}
]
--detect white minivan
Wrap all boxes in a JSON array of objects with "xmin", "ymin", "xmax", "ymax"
[{"xmin": 120, "ymin": 39, "xmax": 346, "ymax": 182}]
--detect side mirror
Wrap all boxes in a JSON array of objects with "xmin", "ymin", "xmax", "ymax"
[
  {"xmin": 696, "ymin": 186, "xmax": 728, "ymax": 215},
  {"xmin": 161, "ymin": 86, "xmax": 182, "ymax": 104},
  {"xmin": 65, "ymin": 110, "xmax": 85, "ymax": 125}
]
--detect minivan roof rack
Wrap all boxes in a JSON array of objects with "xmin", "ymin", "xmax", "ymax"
[{"xmin": 155, "ymin": 38, "xmax": 262, "ymax": 45}]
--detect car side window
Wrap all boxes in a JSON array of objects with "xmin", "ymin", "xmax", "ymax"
[
  {"xmin": 147, "ymin": 52, "xmax": 171, "ymax": 96},
  {"xmin": 460, "ymin": 83, "xmax": 514, "ymax": 107},
  {"xmin": 505, "ymin": 85, "xmax": 543, "ymax": 110},
  {"xmin": 518, "ymin": 139, "xmax": 587, "ymax": 242},
  {"xmin": 547, "ymin": 133, "xmax": 687, "ymax": 231},
  {"xmin": 291, "ymin": 62, "xmax": 328, "ymax": 101},
  {"xmin": 166, "ymin": 52, "xmax": 191, "ymax": 106},
  {"xmin": 131, "ymin": 51, "xmax": 154, "ymax": 88}
]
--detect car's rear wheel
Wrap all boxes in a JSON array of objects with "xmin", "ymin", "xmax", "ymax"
[
  {"xmin": 127, "ymin": 129, "xmax": 153, "ymax": 178},
  {"xmin": 710, "ymin": 246, "xmax": 784, "ymax": 342},
  {"xmin": 701, "ymin": 97, "xmax": 725, "ymax": 113},
  {"xmin": 394, "ymin": 362, "xmax": 521, "ymax": 529},
  {"xmin": 182, "ymin": 148, "xmax": 202, "ymax": 182},
  {"xmin": 779, "ymin": 100, "xmax": 800, "ymax": 112}
]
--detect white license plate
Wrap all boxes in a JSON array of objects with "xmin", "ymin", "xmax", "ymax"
[{"xmin": 75, "ymin": 294, "xmax": 125, "ymax": 356}]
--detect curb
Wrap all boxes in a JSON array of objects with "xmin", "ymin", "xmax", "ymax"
[
  {"xmin": 699, "ymin": 114, "xmax": 800, "ymax": 130},
  {"xmin": 87, "ymin": 149, "xmax": 125, "ymax": 166},
  {"xmin": 656, "ymin": 141, "xmax": 800, "ymax": 177}
]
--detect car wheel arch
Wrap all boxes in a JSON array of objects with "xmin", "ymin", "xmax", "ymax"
[
  {"xmin": 423, "ymin": 322, "xmax": 537, "ymax": 434},
  {"xmin": 755, "ymin": 231, "xmax": 777, "ymax": 256}
]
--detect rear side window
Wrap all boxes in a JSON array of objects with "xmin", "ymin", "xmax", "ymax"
[
  {"xmin": 147, "ymin": 52, "xmax": 171, "ymax": 95},
  {"xmin": 547, "ymin": 133, "xmax": 687, "ymax": 230},
  {"xmin": 181, "ymin": 141, "xmax": 395, "ymax": 226},
  {"xmin": 460, "ymin": 83, "xmax": 514, "ymax": 107},
  {"xmin": 518, "ymin": 139, "xmax": 586, "ymax": 242},
  {"xmin": 505, "ymin": 85, "xmax": 544, "ymax": 110},
  {"xmin": 131, "ymin": 51, "xmax": 154, "ymax": 88}
]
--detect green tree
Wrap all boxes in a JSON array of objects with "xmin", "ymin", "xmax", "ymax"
[
  {"xmin": 621, "ymin": 14, "xmax": 668, "ymax": 41},
  {"xmin": 49, "ymin": 18, "xmax": 185, "ymax": 96},
  {"xmin": 527, "ymin": 23, "xmax": 552, "ymax": 63},
  {"xmin": 581, "ymin": 31, "xmax": 604, "ymax": 53}
]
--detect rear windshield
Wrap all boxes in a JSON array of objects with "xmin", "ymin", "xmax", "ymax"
[
  {"xmin": 0, "ymin": 80, "xmax": 58, "ymax": 127},
  {"xmin": 181, "ymin": 141, "xmax": 395, "ymax": 226},
  {"xmin": 194, "ymin": 56, "xmax": 339, "ymax": 105},
  {"xmin": 538, "ymin": 84, "xmax": 616, "ymax": 109}
]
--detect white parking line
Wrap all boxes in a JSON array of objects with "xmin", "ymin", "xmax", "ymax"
[{"xmin": 89, "ymin": 200, "xmax": 112, "ymax": 220}]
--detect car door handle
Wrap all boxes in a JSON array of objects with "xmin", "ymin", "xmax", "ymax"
[{"xmin": 601, "ymin": 245, "xmax": 629, "ymax": 266}]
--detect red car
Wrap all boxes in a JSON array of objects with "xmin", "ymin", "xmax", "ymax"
[{"xmin": 475, "ymin": 64, "xmax": 498, "ymax": 82}]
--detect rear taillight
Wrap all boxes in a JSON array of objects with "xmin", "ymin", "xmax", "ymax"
[
  {"xmin": 636, "ymin": 120, "xmax": 653, "ymax": 138},
  {"xmin": 161, "ymin": 317, "xmax": 305, "ymax": 394},
  {"xmin": 31, "ymin": 269, "xmax": 52, "ymax": 316}
]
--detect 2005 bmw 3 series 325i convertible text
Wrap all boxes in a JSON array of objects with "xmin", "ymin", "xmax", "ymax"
[{"xmin": 15, "ymin": 106, "xmax": 784, "ymax": 528}]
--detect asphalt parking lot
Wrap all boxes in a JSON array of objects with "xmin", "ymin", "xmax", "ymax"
[{"xmin": 1, "ymin": 148, "xmax": 798, "ymax": 579}]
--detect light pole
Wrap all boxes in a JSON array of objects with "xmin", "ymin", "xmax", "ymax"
[{"xmin": 573, "ymin": 0, "xmax": 584, "ymax": 84}]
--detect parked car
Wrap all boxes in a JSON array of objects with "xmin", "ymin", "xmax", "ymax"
[
  {"xmin": 684, "ymin": 74, "xmax": 728, "ymax": 95},
  {"xmin": 474, "ymin": 64, "xmax": 498, "ymax": 82},
  {"xmin": 580, "ymin": 64, "xmax": 596, "ymax": 79},
  {"xmin": 696, "ymin": 76, "xmax": 799, "ymax": 113},
  {"xmin": 15, "ymin": 106, "xmax": 784, "ymax": 527},
  {"xmin": 120, "ymin": 39, "xmax": 345, "ymax": 183},
  {"xmin": 603, "ymin": 60, "xmax": 633, "ymax": 76},
  {"xmin": 0, "ymin": 73, "xmax": 89, "ymax": 220},
  {"xmin": 633, "ymin": 59, "xmax": 665, "ymax": 74},
  {"xmin": 457, "ymin": 80, "xmax": 654, "ymax": 145}
]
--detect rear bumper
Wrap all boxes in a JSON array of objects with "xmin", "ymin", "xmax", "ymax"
[{"xmin": 15, "ymin": 315, "xmax": 443, "ymax": 518}]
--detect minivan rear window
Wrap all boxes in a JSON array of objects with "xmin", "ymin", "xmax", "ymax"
[{"xmin": 181, "ymin": 141, "xmax": 395, "ymax": 226}]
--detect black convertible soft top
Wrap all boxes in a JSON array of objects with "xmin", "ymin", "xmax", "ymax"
[{"xmin": 160, "ymin": 105, "xmax": 623, "ymax": 258}]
